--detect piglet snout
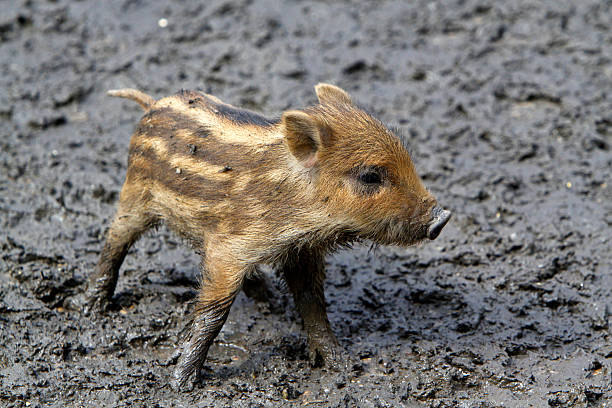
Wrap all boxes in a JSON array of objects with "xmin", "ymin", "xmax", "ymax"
[{"xmin": 427, "ymin": 206, "xmax": 451, "ymax": 240}]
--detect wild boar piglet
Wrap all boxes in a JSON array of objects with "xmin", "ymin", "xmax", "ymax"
[{"xmin": 86, "ymin": 83, "xmax": 451, "ymax": 389}]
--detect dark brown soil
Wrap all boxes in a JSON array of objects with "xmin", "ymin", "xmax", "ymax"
[{"xmin": 1, "ymin": 0, "xmax": 611, "ymax": 407}]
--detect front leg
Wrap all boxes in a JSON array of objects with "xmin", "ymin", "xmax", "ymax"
[
  {"xmin": 173, "ymin": 255, "xmax": 249, "ymax": 390},
  {"xmin": 281, "ymin": 247, "xmax": 343, "ymax": 368}
]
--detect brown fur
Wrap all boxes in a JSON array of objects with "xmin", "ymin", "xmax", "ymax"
[
  {"xmin": 107, "ymin": 89, "xmax": 155, "ymax": 111},
  {"xmin": 86, "ymin": 83, "xmax": 449, "ymax": 389}
]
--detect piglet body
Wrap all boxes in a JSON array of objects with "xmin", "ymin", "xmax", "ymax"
[{"xmin": 86, "ymin": 84, "xmax": 451, "ymax": 389}]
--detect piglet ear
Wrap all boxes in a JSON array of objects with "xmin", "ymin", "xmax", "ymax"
[
  {"xmin": 315, "ymin": 83, "xmax": 353, "ymax": 106},
  {"xmin": 282, "ymin": 110, "xmax": 321, "ymax": 168}
]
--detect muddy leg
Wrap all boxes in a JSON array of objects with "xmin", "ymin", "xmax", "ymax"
[
  {"xmin": 85, "ymin": 186, "xmax": 154, "ymax": 313},
  {"xmin": 173, "ymin": 257, "xmax": 248, "ymax": 390},
  {"xmin": 281, "ymin": 248, "xmax": 343, "ymax": 368}
]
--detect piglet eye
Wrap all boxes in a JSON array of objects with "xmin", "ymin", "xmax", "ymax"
[
  {"xmin": 351, "ymin": 166, "xmax": 386, "ymax": 194},
  {"xmin": 359, "ymin": 170, "xmax": 382, "ymax": 185}
]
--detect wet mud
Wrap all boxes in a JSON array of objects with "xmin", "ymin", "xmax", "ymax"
[{"xmin": 1, "ymin": 0, "xmax": 611, "ymax": 407}]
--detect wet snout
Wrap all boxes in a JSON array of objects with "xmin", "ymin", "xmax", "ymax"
[{"xmin": 427, "ymin": 206, "xmax": 451, "ymax": 240}]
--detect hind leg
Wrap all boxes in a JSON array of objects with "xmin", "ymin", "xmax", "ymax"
[{"xmin": 85, "ymin": 183, "xmax": 155, "ymax": 313}]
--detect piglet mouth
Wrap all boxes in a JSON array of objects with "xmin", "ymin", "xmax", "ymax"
[{"xmin": 427, "ymin": 206, "xmax": 452, "ymax": 240}]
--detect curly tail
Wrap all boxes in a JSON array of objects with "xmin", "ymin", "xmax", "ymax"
[{"xmin": 107, "ymin": 88, "xmax": 155, "ymax": 111}]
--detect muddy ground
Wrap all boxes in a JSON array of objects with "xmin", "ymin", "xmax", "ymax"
[{"xmin": 1, "ymin": 0, "xmax": 611, "ymax": 407}]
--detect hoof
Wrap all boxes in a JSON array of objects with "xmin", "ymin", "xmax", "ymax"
[
  {"xmin": 171, "ymin": 364, "xmax": 199, "ymax": 392},
  {"xmin": 308, "ymin": 337, "xmax": 350, "ymax": 371},
  {"xmin": 82, "ymin": 293, "xmax": 110, "ymax": 316}
]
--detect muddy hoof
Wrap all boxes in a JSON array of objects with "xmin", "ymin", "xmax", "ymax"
[
  {"xmin": 308, "ymin": 341, "xmax": 350, "ymax": 371},
  {"xmin": 171, "ymin": 362, "xmax": 199, "ymax": 392},
  {"xmin": 83, "ymin": 292, "xmax": 111, "ymax": 316}
]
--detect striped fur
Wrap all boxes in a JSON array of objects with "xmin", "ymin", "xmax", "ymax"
[{"xmin": 87, "ymin": 84, "xmax": 445, "ymax": 389}]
